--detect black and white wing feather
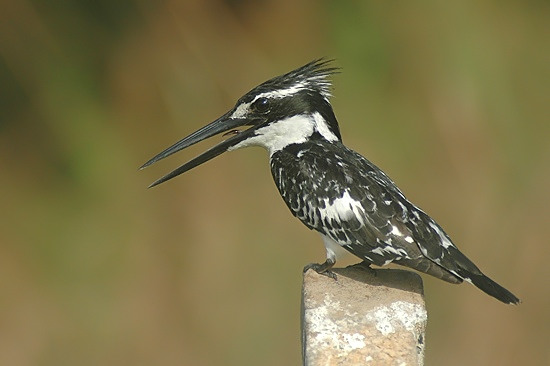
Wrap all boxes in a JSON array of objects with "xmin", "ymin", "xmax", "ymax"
[{"xmin": 271, "ymin": 140, "xmax": 519, "ymax": 304}]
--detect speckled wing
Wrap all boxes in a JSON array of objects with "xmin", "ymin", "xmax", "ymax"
[
  {"xmin": 271, "ymin": 140, "xmax": 521, "ymax": 304},
  {"xmin": 271, "ymin": 140, "xmax": 424, "ymax": 266}
]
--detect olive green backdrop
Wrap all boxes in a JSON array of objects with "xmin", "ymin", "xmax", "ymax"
[{"xmin": 1, "ymin": 1, "xmax": 548, "ymax": 365}]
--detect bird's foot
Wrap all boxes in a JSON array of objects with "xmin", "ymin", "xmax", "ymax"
[{"xmin": 304, "ymin": 259, "xmax": 337, "ymax": 280}]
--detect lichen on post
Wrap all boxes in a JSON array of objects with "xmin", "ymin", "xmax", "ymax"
[{"xmin": 302, "ymin": 265, "xmax": 427, "ymax": 365}]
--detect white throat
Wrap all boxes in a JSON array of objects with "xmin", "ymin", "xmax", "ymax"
[{"xmin": 228, "ymin": 112, "xmax": 338, "ymax": 156}]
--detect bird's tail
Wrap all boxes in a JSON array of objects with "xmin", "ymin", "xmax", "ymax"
[
  {"xmin": 454, "ymin": 268, "xmax": 520, "ymax": 305},
  {"xmin": 400, "ymin": 245, "xmax": 520, "ymax": 304},
  {"xmin": 446, "ymin": 247, "xmax": 520, "ymax": 305}
]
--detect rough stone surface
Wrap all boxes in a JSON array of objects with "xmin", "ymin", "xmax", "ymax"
[{"xmin": 302, "ymin": 265, "xmax": 427, "ymax": 366}]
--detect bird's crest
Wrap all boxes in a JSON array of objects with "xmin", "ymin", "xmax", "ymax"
[{"xmin": 249, "ymin": 58, "xmax": 339, "ymax": 101}]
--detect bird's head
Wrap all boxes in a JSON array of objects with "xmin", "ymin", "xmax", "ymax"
[{"xmin": 141, "ymin": 59, "xmax": 341, "ymax": 187}]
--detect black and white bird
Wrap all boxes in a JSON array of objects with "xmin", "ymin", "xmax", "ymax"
[{"xmin": 141, "ymin": 59, "xmax": 519, "ymax": 304}]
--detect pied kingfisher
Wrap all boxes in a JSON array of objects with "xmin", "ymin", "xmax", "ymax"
[{"xmin": 141, "ymin": 59, "xmax": 519, "ymax": 304}]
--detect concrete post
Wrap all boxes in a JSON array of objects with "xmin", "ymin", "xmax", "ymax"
[{"xmin": 301, "ymin": 264, "xmax": 427, "ymax": 365}]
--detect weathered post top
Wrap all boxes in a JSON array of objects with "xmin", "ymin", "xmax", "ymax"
[{"xmin": 302, "ymin": 265, "xmax": 427, "ymax": 366}]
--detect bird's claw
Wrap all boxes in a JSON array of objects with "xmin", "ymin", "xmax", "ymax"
[{"xmin": 304, "ymin": 261, "xmax": 337, "ymax": 280}]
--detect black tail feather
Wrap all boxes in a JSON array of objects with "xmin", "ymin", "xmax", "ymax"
[
  {"xmin": 462, "ymin": 271, "xmax": 520, "ymax": 305},
  {"xmin": 437, "ymin": 246, "xmax": 520, "ymax": 304}
]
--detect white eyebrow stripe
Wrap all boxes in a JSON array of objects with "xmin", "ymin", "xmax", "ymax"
[
  {"xmin": 255, "ymin": 83, "xmax": 306, "ymax": 99},
  {"xmin": 230, "ymin": 82, "xmax": 309, "ymax": 119}
]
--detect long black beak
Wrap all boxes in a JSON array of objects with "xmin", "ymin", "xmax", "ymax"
[{"xmin": 140, "ymin": 111, "xmax": 259, "ymax": 188}]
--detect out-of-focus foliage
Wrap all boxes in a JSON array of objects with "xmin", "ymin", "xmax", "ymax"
[{"xmin": 1, "ymin": 1, "xmax": 548, "ymax": 365}]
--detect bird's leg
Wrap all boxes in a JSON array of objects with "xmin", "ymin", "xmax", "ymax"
[
  {"xmin": 304, "ymin": 236, "xmax": 340, "ymax": 279},
  {"xmin": 303, "ymin": 257, "xmax": 337, "ymax": 280}
]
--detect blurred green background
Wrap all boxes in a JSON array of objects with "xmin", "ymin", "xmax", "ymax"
[{"xmin": 1, "ymin": 0, "xmax": 549, "ymax": 365}]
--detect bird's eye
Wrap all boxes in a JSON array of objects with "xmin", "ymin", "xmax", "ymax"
[{"xmin": 251, "ymin": 97, "xmax": 270, "ymax": 114}]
